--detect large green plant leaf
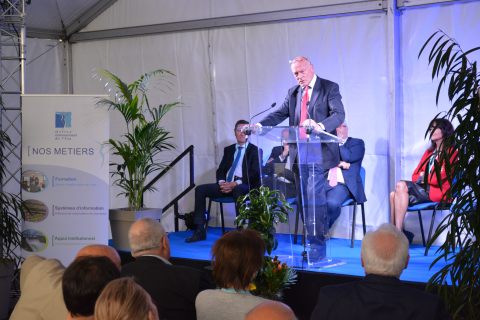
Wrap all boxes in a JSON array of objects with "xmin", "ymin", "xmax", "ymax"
[{"xmin": 419, "ymin": 30, "xmax": 480, "ymax": 319}]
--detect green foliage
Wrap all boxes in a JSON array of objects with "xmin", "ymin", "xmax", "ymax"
[
  {"xmin": 419, "ymin": 30, "xmax": 480, "ymax": 319},
  {"xmin": 1, "ymin": 127, "xmax": 28, "ymax": 265},
  {"xmin": 234, "ymin": 186, "xmax": 297, "ymax": 301},
  {"xmin": 250, "ymin": 255, "xmax": 297, "ymax": 301},
  {"xmin": 235, "ymin": 186, "xmax": 292, "ymax": 255},
  {"xmin": 94, "ymin": 69, "xmax": 180, "ymax": 211}
]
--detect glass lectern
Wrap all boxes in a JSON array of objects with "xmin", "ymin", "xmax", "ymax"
[{"xmin": 248, "ymin": 126, "xmax": 346, "ymax": 270}]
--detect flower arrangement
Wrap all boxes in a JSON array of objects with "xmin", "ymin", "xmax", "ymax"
[
  {"xmin": 250, "ymin": 255, "xmax": 297, "ymax": 301},
  {"xmin": 235, "ymin": 186, "xmax": 297, "ymax": 300}
]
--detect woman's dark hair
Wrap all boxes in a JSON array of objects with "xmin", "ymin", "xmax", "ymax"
[
  {"xmin": 211, "ymin": 229, "xmax": 266, "ymax": 291},
  {"xmin": 428, "ymin": 117, "xmax": 455, "ymax": 152}
]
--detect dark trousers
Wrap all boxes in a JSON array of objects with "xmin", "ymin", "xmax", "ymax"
[
  {"xmin": 193, "ymin": 183, "xmax": 250, "ymax": 225},
  {"xmin": 325, "ymin": 182, "xmax": 352, "ymax": 229},
  {"xmin": 294, "ymin": 164, "xmax": 328, "ymax": 249}
]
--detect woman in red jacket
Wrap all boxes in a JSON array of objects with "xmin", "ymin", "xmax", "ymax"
[{"xmin": 390, "ymin": 118, "xmax": 455, "ymax": 244}]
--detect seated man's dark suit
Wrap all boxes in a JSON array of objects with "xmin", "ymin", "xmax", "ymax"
[
  {"xmin": 310, "ymin": 273, "xmax": 452, "ymax": 320},
  {"xmin": 326, "ymin": 137, "xmax": 367, "ymax": 229},
  {"xmin": 121, "ymin": 256, "xmax": 212, "ymax": 320},
  {"xmin": 263, "ymin": 146, "xmax": 296, "ymax": 200},
  {"xmin": 193, "ymin": 143, "xmax": 260, "ymax": 226}
]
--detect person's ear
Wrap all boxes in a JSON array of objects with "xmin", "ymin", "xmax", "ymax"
[
  {"xmin": 148, "ymin": 311, "xmax": 155, "ymax": 320},
  {"xmin": 405, "ymin": 254, "xmax": 410, "ymax": 270},
  {"xmin": 361, "ymin": 252, "xmax": 364, "ymax": 267}
]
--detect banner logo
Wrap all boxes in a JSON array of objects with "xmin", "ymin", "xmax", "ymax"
[{"xmin": 55, "ymin": 112, "xmax": 72, "ymax": 128}]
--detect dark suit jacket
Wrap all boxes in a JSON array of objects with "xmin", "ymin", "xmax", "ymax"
[
  {"xmin": 216, "ymin": 143, "xmax": 261, "ymax": 189},
  {"xmin": 310, "ymin": 274, "xmax": 452, "ymax": 320},
  {"xmin": 259, "ymin": 76, "xmax": 345, "ymax": 169},
  {"xmin": 121, "ymin": 256, "xmax": 213, "ymax": 320},
  {"xmin": 339, "ymin": 137, "xmax": 367, "ymax": 203}
]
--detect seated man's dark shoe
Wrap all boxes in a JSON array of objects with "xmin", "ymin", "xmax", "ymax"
[
  {"xmin": 185, "ymin": 229, "xmax": 206, "ymax": 243},
  {"xmin": 402, "ymin": 229, "xmax": 415, "ymax": 245}
]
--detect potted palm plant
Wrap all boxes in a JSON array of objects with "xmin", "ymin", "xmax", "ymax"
[
  {"xmin": 95, "ymin": 69, "xmax": 180, "ymax": 250},
  {"xmin": 419, "ymin": 31, "xmax": 480, "ymax": 319},
  {"xmin": 0, "ymin": 128, "xmax": 29, "ymax": 318},
  {"xmin": 235, "ymin": 186, "xmax": 297, "ymax": 300}
]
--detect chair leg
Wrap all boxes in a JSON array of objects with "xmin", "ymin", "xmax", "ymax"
[
  {"xmin": 418, "ymin": 210, "xmax": 426, "ymax": 247},
  {"xmin": 294, "ymin": 203, "xmax": 299, "ymax": 244},
  {"xmin": 361, "ymin": 203, "xmax": 366, "ymax": 235},
  {"xmin": 205, "ymin": 199, "xmax": 212, "ymax": 235},
  {"xmin": 425, "ymin": 207, "xmax": 438, "ymax": 256},
  {"xmin": 351, "ymin": 202, "xmax": 357, "ymax": 248},
  {"xmin": 220, "ymin": 203, "xmax": 225, "ymax": 234}
]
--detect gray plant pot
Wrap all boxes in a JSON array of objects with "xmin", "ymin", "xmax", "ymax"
[
  {"xmin": 109, "ymin": 208, "xmax": 163, "ymax": 251},
  {"xmin": 0, "ymin": 261, "xmax": 14, "ymax": 320}
]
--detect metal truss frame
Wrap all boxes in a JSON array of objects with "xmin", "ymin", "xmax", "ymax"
[{"xmin": 1, "ymin": 0, "xmax": 25, "ymax": 196}]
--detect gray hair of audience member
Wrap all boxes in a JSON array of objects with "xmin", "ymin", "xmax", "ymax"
[
  {"xmin": 128, "ymin": 217, "xmax": 166, "ymax": 258},
  {"xmin": 291, "ymin": 56, "xmax": 311, "ymax": 66},
  {"xmin": 361, "ymin": 223, "xmax": 409, "ymax": 278}
]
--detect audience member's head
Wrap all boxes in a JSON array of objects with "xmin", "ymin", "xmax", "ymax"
[
  {"xmin": 94, "ymin": 277, "xmax": 159, "ymax": 320},
  {"xmin": 211, "ymin": 229, "xmax": 266, "ymax": 291},
  {"xmin": 361, "ymin": 223, "xmax": 410, "ymax": 278},
  {"xmin": 62, "ymin": 256, "xmax": 121, "ymax": 319},
  {"xmin": 128, "ymin": 217, "xmax": 170, "ymax": 259},
  {"xmin": 244, "ymin": 301, "xmax": 297, "ymax": 320},
  {"xmin": 75, "ymin": 244, "xmax": 121, "ymax": 270}
]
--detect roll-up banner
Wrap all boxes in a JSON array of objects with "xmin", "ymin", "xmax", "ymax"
[{"xmin": 21, "ymin": 95, "xmax": 110, "ymax": 266}]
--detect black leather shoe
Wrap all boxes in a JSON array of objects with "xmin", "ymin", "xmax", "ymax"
[
  {"xmin": 305, "ymin": 248, "xmax": 326, "ymax": 262},
  {"xmin": 185, "ymin": 230, "xmax": 206, "ymax": 243},
  {"xmin": 403, "ymin": 229, "xmax": 415, "ymax": 245}
]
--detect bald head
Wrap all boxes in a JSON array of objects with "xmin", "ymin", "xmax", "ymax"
[
  {"xmin": 245, "ymin": 301, "xmax": 297, "ymax": 320},
  {"xmin": 75, "ymin": 244, "xmax": 121, "ymax": 270},
  {"xmin": 129, "ymin": 218, "xmax": 170, "ymax": 259}
]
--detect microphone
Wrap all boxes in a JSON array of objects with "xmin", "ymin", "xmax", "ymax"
[
  {"xmin": 305, "ymin": 101, "xmax": 313, "ymax": 137},
  {"xmin": 244, "ymin": 102, "xmax": 276, "ymax": 136}
]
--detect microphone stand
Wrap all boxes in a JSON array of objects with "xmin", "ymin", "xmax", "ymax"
[{"xmin": 244, "ymin": 102, "xmax": 276, "ymax": 138}]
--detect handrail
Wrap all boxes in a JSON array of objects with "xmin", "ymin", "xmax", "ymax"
[{"xmin": 141, "ymin": 145, "xmax": 195, "ymax": 231}]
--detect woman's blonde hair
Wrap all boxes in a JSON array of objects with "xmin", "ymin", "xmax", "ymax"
[{"xmin": 94, "ymin": 277, "xmax": 157, "ymax": 320}]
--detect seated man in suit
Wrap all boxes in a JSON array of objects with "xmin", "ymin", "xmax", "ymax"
[
  {"xmin": 186, "ymin": 119, "xmax": 261, "ymax": 242},
  {"xmin": 122, "ymin": 218, "xmax": 213, "ymax": 320},
  {"xmin": 10, "ymin": 244, "xmax": 121, "ymax": 320},
  {"xmin": 310, "ymin": 223, "xmax": 452, "ymax": 320},
  {"xmin": 263, "ymin": 129, "xmax": 296, "ymax": 200},
  {"xmin": 62, "ymin": 256, "xmax": 121, "ymax": 320},
  {"xmin": 326, "ymin": 121, "xmax": 367, "ymax": 231}
]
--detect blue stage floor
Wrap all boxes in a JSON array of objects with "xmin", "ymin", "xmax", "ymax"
[{"xmin": 170, "ymin": 227, "xmax": 452, "ymax": 284}]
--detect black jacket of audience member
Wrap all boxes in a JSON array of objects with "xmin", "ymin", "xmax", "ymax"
[
  {"xmin": 121, "ymin": 256, "xmax": 213, "ymax": 320},
  {"xmin": 310, "ymin": 273, "xmax": 452, "ymax": 320}
]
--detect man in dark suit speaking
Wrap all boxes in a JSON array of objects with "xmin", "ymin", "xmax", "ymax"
[
  {"xmin": 258, "ymin": 56, "xmax": 345, "ymax": 169},
  {"xmin": 310, "ymin": 223, "xmax": 452, "ymax": 320},
  {"xmin": 122, "ymin": 218, "xmax": 213, "ymax": 320},
  {"xmin": 326, "ymin": 122, "xmax": 367, "ymax": 231},
  {"xmin": 256, "ymin": 56, "xmax": 345, "ymax": 261},
  {"xmin": 186, "ymin": 119, "xmax": 261, "ymax": 242}
]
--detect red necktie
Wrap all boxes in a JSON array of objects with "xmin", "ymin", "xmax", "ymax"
[
  {"xmin": 329, "ymin": 168, "xmax": 338, "ymax": 187},
  {"xmin": 299, "ymin": 86, "xmax": 310, "ymax": 125}
]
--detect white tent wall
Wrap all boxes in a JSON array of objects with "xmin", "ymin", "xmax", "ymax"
[
  {"xmin": 399, "ymin": 1, "xmax": 480, "ymax": 244},
  {"xmin": 72, "ymin": 12, "xmax": 390, "ymax": 239},
  {"xmin": 80, "ymin": 0, "xmax": 371, "ymax": 32}
]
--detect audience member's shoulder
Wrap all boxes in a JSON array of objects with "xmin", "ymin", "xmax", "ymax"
[
  {"xmin": 21, "ymin": 255, "xmax": 64, "ymax": 279},
  {"xmin": 319, "ymin": 281, "xmax": 358, "ymax": 297}
]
